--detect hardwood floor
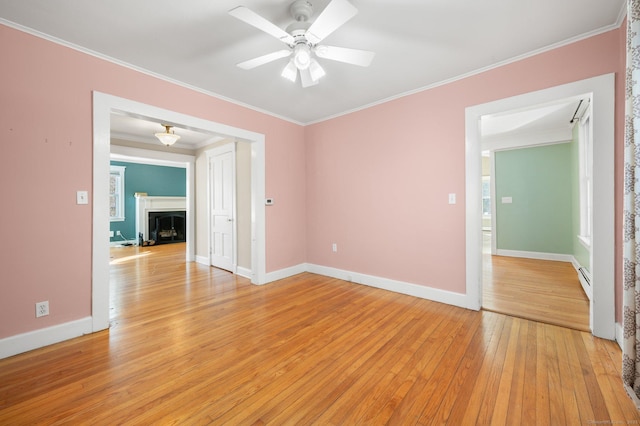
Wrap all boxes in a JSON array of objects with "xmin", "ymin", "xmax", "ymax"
[
  {"xmin": 482, "ymin": 232, "xmax": 590, "ymax": 331},
  {"xmin": 0, "ymin": 243, "xmax": 638, "ymax": 424}
]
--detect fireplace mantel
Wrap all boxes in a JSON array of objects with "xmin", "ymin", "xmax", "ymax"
[{"xmin": 135, "ymin": 196, "xmax": 186, "ymax": 244}]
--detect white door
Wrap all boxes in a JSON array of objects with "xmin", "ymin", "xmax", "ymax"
[{"xmin": 208, "ymin": 144, "xmax": 236, "ymax": 272}]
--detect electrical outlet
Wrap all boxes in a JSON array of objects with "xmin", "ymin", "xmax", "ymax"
[
  {"xmin": 332, "ymin": 243, "xmax": 338, "ymax": 253},
  {"xmin": 35, "ymin": 301, "xmax": 49, "ymax": 318},
  {"xmin": 109, "ymin": 231, "xmax": 114, "ymax": 237},
  {"xmin": 116, "ymin": 230, "xmax": 121, "ymax": 236}
]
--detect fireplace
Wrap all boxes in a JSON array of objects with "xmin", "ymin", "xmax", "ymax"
[
  {"xmin": 148, "ymin": 211, "xmax": 186, "ymax": 245},
  {"xmin": 135, "ymin": 195, "xmax": 187, "ymax": 246}
]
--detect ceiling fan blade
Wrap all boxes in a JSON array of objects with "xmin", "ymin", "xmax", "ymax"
[
  {"xmin": 300, "ymin": 68, "xmax": 319, "ymax": 88},
  {"xmin": 237, "ymin": 50, "xmax": 292, "ymax": 70},
  {"xmin": 229, "ymin": 6, "xmax": 294, "ymax": 45},
  {"xmin": 314, "ymin": 45, "xmax": 375, "ymax": 67},
  {"xmin": 305, "ymin": 0, "xmax": 358, "ymax": 45}
]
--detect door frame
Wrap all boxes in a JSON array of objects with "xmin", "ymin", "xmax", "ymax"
[
  {"xmin": 464, "ymin": 73, "xmax": 615, "ymax": 339},
  {"xmin": 207, "ymin": 143, "xmax": 237, "ymax": 272},
  {"xmin": 92, "ymin": 92, "xmax": 266, "ymax": 332}
]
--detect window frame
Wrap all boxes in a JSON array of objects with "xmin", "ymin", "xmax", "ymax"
[
  {"xmin": 481, "ymin": 175, "xmax": 491, "ymax": 217},
  {"xmin": 109, "ymin": 165, "xmax": 126, "ymax": 222},
  {"xmin": 578, "ymin": 105, "xmax": 592, "ymax": 248}
]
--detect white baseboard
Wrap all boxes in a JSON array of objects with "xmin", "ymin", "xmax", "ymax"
[
  {"xmin": 236, "ymin": 266, "xmax": 252, "ymax": 279},
  {"xmin": 110, "ymin": 239, "xmax": 137, "ymax": 247},
  {"xmin": 0, "ymin": 264, "xmax": 466, "ymax": 359},
  {"xmin": 194, "ymin": 257, "xmax": 250, "ymax": 279},
  {"xmin": 496, "ymin": 249, "xmax": 574, "ymax": 262},
  {"xmin": 307, "ymin": 264, "xmax": 469, "ymax": 309},
  {"xmin": 0, "ymin": 317, "xmax": 93, "ymax": 359},
  {"xmin": 263, "ymin": 263, "xmax": 308, "ymax": 284},
  {"xmin": 261, "ymin": 263, "xmax": 468, "ymax": 309}
]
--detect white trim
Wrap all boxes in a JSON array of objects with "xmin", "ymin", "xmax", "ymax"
[
  {"xmin": 135, "ymin": 196, "xmax": 186, "ymax": 245},
  {"xmin": 110, "ymin": 240, "xmax": 137, "ymax": 247},
  {"xmin": 111, "ymin": 145, "xmax": 195, "ymax": 167},
  {"xmin": 0, "ymin": 18, "xmax": 623, "ymax": 126},
  {"xmin": 570, "ymin": 256, "xmax": 581, "ymax": 272},
  {"xmin": 578, "ymin": 235, "xmax": 591, "ymax": 249},
  {"xmin": 490, "ymin": 152, "xmax": 497, "ymax": 255},
  {"xmin": 465, "ymin": 74, "xmax": 616, "ymax": 339},
  {"xmin": 93, "ymin": 92, "xmax": 267, "ymax": 333},
  {"xmin": 236, "ymin": 266, "xmax": 252, "ymax": 279},
  {"xmin": 0, "ymin": 19, "xmax": 303, "ymax": 127},
  {"xmin": 617, "ymin": 2, "xmax": 628, "ymax": 28},
  {"xmin": 306, "ymin": 26, "xmax": 623, "ymax": 125},
  {"xmin": 109, "ymin": 165, "xmax": 126, "ymax": 222},
  {"xmin": 0, "ymin": 317, "xmax": 92, "ymax": 359},
  {"xmin": 195, "ymin": 257, "xmax": 251, "ymax": 278},
  {"xmin": 264, "ymin": 263, "xmax": 308, "ymax": 284},
  {"xmin": 495, "ymin": 250, "xmax": 574, "ymax": 262},
  {"xmin": 262, "ymin": 263, "xmax": 468, "ymax": 309},
  {"xmin": 307, "ymin": 264, "xmax": 468, "ymax": 309}
]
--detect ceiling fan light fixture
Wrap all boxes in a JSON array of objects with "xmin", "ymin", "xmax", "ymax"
[
  {"xmin": 281, "ymin": 59, "xmax": 298, "ymax": 82},
  {"xmin": 155, "ymin": 124, "xmax": 180, "ymax": 146},
  {"xmin": 309, "ymin": 59, "xmax": 326, "ymax": 82},
  {"xmin": 293, "ymin": 44, "xmax": 311, "ymax": 70}
]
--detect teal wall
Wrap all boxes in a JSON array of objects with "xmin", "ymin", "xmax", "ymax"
[
  {"xmin": 494, "ymin": 143, "xmax": 573, "ymax": 254},
  {"xmin": 110, "ymin": 161, "xmax": 186, "ymax": 242},
  {"xmin": 570, "ymin": 125, "xmax": 591, "ymax": 272}
]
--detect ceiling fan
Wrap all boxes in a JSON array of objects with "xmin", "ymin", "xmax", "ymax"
[{"xmin": 229, "ymin": 0, "xmax": 375, "ymax": 87}]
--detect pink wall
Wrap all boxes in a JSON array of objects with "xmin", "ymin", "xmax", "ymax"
[
  {"xmin": 0, "ymin": 24, "xmax": 307, "ymax": 338},
  {"xmin": 0, "ymin": 20, "xmax": 627, "ymax": 341},
  {"xmin": 306, "ymin": 27, "xmax": 625, "ymax": 303}
]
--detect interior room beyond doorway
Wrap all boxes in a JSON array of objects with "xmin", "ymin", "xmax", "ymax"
[{"xmin": 481, "ymin": 230, "xmax": 589, "ymax": 331}]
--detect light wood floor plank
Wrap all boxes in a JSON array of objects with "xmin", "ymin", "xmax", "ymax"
[
  {"xmin": 483, "ymin": 250, "xmax": 590, "ymax": 331},
  {"xmin": 0, "ymin": 243, "xmax": 638, "ymax": 424},
  {"xmin": 428, "ymin": 312, "xmax": 500, "ymax": 425},
  {"xmin": 504, "ymin": 319, "xmax": 528, "ymax": 425},
  {"xmin": 491, "ymin": 317, "xmax": 521, "ymax": 425}
]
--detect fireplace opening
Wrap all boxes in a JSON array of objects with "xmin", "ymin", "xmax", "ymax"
[{"xmin": 148, "ymin": 211, "xmax": 186, "ymax": 245}]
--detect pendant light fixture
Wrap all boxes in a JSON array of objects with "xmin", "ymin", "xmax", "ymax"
[{"xmin": 155, "ymin": 124, "xmax": 180, "ymax": 146}]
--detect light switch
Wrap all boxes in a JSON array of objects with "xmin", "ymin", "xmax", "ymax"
[
  {"xmin": 76, "ymin": 190, "xmax": 89, "ymax": 205},
  {"xmin": 265, "ymin": 198, "xmax": 274, "ymax": 205},
  {"xmin": 448, "ymin": 193, "xmax": 456, "ymax": 204},
  {"xmin": 502, "ymin": 196, "xmax": 513, "ymax": 204}
]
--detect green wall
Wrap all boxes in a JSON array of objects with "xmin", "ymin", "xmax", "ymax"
[
  {"xmin": 110, "ymin": 161, "xmax": 186, "ymax": 242},
  {"xmin": 494, "ymin": 143, "xmax": 573, "ymax": 254}
]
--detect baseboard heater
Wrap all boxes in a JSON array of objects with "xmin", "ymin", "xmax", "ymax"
[{"xmin": 578, "ymin": 267, "xmax": 592, "ymax": 300}]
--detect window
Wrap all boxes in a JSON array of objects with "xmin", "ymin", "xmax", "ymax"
[
  {"xmin": 578, "ymin": 105, "xmax": 592, "ymax": 247},
  {"xmin": 482, "ymin": 176, "xmax": 491, "ymax": 217},
  {"xmin": 110, "ymin": 165, "xmax": 126, "ymax": 222}
]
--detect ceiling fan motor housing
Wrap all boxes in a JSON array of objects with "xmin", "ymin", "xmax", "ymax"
[{"xmin": 290, "ymin": 0, "xmax": 313, "ymax": 22}]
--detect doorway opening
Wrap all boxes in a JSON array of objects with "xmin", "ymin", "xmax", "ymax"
[
  {"xmin": 465, "ymin": 74, "xmax": 615, "ymax": 339},
  {"xmin": 92, "ymin": 92, "xmax": 267, "ymax": 333},
  {"xmin": 479, "ymin": 97, "xmax": 591, "ymax": 331}
]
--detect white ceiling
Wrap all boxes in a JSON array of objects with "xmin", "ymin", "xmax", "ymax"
[
  {"xmin": 481, "ymin": 97, "xmax": 586, "ymax": 150},
  {"xmin": 110, "ymin": 113, "xmax": 226, "ymax": 149},
  {"xmin": 0, "ymin": 0, "xmax": 625, "ymax": 129}
]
